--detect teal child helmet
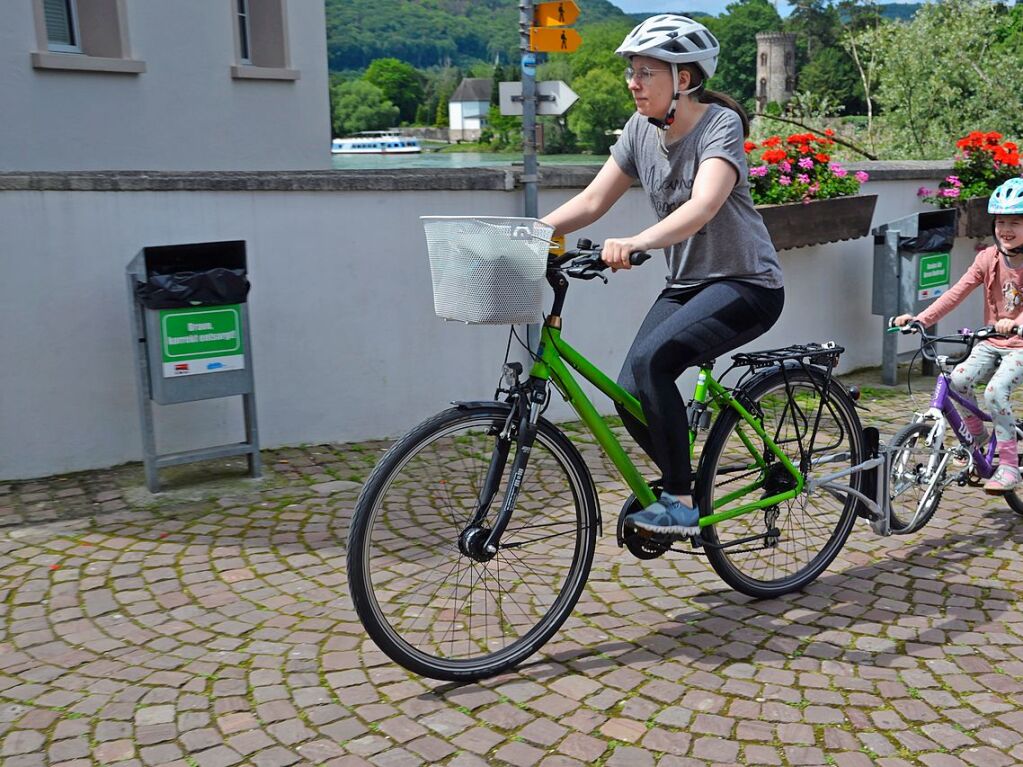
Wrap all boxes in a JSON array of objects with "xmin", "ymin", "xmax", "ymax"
[{"xmin": 988, "ymin": 177, "xmax": 1023, "ymax": 215}]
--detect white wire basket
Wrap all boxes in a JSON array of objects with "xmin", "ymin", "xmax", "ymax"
[{"xmin": 421, "ymin": 216, "xmax": 555, "ymax": 324}]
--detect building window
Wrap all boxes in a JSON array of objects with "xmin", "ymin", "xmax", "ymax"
[
  {"xmin": 32, "ymin": 0, "xmax": 145, "ymax": 73},
  {"xmin": 44, "ymin": 0, "xmax": 81, "ymax": 53},
  {"xmin": 759, "ymin": 78, "xmax": 767, "ymax": 98},
  {"xmin": 237, "ymin": 0, "xmax": 253, "ymax": 64},
  {"xmin": 760, "ymin": 52, "xmax": 767, "ymax": 67},
  {"xmin": 231, "ymin": 0, "xmax": 299, "ymax": 80}
]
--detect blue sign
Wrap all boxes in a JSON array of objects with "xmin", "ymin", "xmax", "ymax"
[{"xmin": 521, "ymin": 53, "xmax": 536, "ymax": 77}]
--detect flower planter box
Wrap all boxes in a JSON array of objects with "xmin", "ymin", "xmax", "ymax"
[
  {"xmin": 956, "ymin": 195, "xmax": 993, "ymax": 239},
  {"xmin": 757, "ymin": 194, "xmax": 878, "ymax": 252}
]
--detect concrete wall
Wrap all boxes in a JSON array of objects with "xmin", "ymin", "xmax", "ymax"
[
  {"xmin": 1, "ymin": 1, "xmax": 331, "ymax": 171},
  {"xmin": 1, "ymin": 162, "xmax": 979, "ymax": 480}
]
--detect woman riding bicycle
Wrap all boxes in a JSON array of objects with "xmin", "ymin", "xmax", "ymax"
[
  {"xmin": 894, "ymin": 177, "xmax": 1023, "ymax": 493},
  {"xmin": 540, "ymin": 15, "xmax": 784, "ymax": 536}
]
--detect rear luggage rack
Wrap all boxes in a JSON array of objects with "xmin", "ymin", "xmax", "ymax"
[{"xmin": 732, "ymin": 342, "xmax": 844, "ymax": 369}]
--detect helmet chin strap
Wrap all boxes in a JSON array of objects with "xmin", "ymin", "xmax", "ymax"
[
  {"xmin": 646, "ymin": 62, "xmax": 703, "ymax": 131},
  {"xmin": 993, "ymin": 222, "xmax": 1023, "ymax": 258}
]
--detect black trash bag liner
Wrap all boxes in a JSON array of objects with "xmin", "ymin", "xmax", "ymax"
[
  {"xmin": 899, "ymin": 224, "xmax": 955, "ymax": 253},
  {"xmin": 135, "ymin": 267, "xmax": 250, "ymax": 309}
]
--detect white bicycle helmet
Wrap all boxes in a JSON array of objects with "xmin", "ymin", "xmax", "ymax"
[
  {"xmin": 616, "ymin": 15, "xmax": 720, "ymax": 130},
  {"xmin": 989, "ymin": 177, "xmax": 1023, "ymax": 215},
  {"xmin": 615, "ymin": 15, "xmax": 720, "ymax": 79}
]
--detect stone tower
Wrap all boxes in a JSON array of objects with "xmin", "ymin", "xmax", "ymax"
[{"xmin": 755, "ymin": 32, "xmax": 797, "ymax": 112}]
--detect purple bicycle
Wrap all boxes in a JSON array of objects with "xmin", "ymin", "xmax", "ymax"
[{"xmin": 884, "ymin": 320, "xmax": 1023, "ymax": 534}]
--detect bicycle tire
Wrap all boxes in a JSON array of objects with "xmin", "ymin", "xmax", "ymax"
[
  {"xmin": 346, "ymin": 403, "xmax": 598, "ymax": 682},
  {"xmin": 697, "ymin": 367, "xmax": 864, "ymax": 598},
  {"xmin": 887, "ymin": 421, "xmax": 947, "ymax": 533}
]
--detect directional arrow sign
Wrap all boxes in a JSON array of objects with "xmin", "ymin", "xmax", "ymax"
[
  {"xmin": 499, "ymin": 80, "xmax": 579, "ymax": 117},
  {"xmin": 529, "ymin": 27, "xmax": 582, "ymax": 53},
  {"xmin": 534, "ymin": 0, "xmax": 579, "ymax": 27}
]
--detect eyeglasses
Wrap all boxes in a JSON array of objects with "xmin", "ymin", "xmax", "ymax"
[{"xmin": 624, "ymin": 65, "xmax": 670, "ymax": 84}]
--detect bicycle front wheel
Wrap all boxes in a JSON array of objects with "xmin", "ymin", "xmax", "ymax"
[
  {"xmin": 346, "ymin": 403, "xmax": 598, "ymax": 681},
  {"xmin": 887, "ymin": 420, "xmax": 947, "ymax": 533},
  {"xmin": 697, "ymin": 367, "xmax": 864, "ymax": 598}
]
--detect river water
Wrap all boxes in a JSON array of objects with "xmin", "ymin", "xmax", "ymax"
[{"xmin": 331, "ymin": 151, "xmax": 606, "ymax": 170}]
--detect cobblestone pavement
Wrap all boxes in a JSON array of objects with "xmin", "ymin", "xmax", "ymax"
[{"xmin": 3, "ymin": 370, "xmax": 1023, "ymax": 767}]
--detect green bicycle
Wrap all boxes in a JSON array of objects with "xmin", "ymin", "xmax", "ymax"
[{"xmin": 347, "ymin": 223, "xmax": 874, "ymax": 681}]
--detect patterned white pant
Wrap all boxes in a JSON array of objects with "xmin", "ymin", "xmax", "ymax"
[{"xmin": 949, "ymin": 341, "xmax": 1023, "ymax": 442}]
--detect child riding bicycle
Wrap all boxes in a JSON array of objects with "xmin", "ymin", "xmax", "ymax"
[{"xmin": 894, "ymin": 177, "xmax": 1023, "ymax": 493}]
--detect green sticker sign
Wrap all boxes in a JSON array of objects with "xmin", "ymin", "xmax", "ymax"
[
  {"xmin": 160, "ymin": 305, "xmax": 244, "ymax": 378},
  {"xmin": 917, "ymin": 252, "xmax": 950, "ymax": 301}
]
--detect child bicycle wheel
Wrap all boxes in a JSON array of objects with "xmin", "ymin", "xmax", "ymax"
[{"xmin": 886, "ymin": 420, "xmax": 948, "ymax": 534}]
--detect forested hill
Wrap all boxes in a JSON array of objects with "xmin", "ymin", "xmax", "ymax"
[{"xmin": 325, "ymin": 0, "xmax": 630, "ymax": 71}]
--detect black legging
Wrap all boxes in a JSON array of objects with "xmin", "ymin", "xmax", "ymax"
[{"xmin": 616, "ymin": 280, "xmax": 785, "ymax": 497}]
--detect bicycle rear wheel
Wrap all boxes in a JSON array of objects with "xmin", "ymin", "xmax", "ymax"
[
  {"xmin": 346, "ymin": 403, "xmax": 598, "ymax": 681},
  {"xmin": 887, "ymin": 420, "xmax": 947, "ymax": 533},
  {"xmin": 697, "ymin": 367, "xmax": 864, "ymax": 598}
]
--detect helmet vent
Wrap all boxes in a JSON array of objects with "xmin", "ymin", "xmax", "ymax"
[{"xmin": 686, "ymin": 32, "xmax": 708, "ymax": 49}]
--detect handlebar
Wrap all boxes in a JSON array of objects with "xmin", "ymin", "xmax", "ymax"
[
  {"xmin": 885, "ymin": 317, "xmax": 1021, "ymax": 364},
  {"xmin": 550, "ymin": 238, "xmax": 652, "ymax": 281}
]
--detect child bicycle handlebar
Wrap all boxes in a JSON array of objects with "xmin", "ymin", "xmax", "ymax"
[{"xmin": 886, "ymin": 318, "xmax": 1022, "ymax": 366}]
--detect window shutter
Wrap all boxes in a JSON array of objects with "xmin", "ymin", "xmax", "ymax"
[{"xmin": 43, "ymin": 0, "xmax": 75, "ymax": 46}]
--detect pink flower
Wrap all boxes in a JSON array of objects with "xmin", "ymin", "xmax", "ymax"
[
  {"xmin": 829, "ymin": 163, "xmax": 848, "ymax": 177},
  {"xmin": 808, "ymin": 183, "xmax": 819, "ymax": 194},
  {"xmin": 798, "ymin": 157, "xmax": 814, "ymax": 170},
  {"xmin": 749, "ymin": 165, "xmax": 769, "ymax": 178},
  {"xmin": 778, "ymin": 176, "xmax": 792, "ymax": 186},
  {"xmin": 917, "ymin": 186, "xmax": 934, "ymax": 197},
  {"xmin": 947, "ymin": 175, "xmax": 963, "ymax": 187},
  {"xmin": 796, "ymin": 173, "xmax": 810, "ymax": 184},
  {"xmin": 854, "ymin": 170, "xmax": 869, "ymax": 183},
  {"xmin": 779, "ymin": 160, "xmax": 792, "ymax": 173},
  {"xmin": 942, "ymin": 187, "xmax": 960, "ymax": 198}
]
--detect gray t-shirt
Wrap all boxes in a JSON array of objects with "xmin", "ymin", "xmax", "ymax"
[{"xmin": 610, "ymin": 104, "xmax": 783, "ymax": 289}]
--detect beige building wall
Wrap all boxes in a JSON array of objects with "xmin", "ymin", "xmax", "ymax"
[{"xmin": 1, "ymin": 0, "xmax": 331, "ymax": 170}]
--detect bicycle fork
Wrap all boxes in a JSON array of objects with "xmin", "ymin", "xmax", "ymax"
[{"xmin": 458, "ymin": 380, "xmax": 546, "ymax": 561}]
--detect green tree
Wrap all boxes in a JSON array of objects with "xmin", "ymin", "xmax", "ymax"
[
  {"xmin": 331, "ymin": 80, "xmax": 400, "ymax": 136},
  {"xmin": 705, "ymin": 0, "xmax": 783, "ymax": 103},
  {"xmin": 364, "ymin": 58, "xmax": 425, "ymax": 124},
  {"xmin": 797, "ymin": 46, "xmax": 864, "ymax": 114},
  {"xmin": 860, "ymin": 0, "xmax": 1023, "ymax": 158},
  {"xmin": 567, "ymin": 67, "xmax": 633, "ymax": 154}
]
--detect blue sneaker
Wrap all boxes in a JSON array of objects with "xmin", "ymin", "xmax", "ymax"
[{"xmin": 628, "ymin": 494, "xmax": 700, "ymax": 536}]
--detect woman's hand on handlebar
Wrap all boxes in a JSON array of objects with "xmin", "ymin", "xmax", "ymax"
[{"xmin": 602, "ymin": 237, "xmax": 647, "ymax": 271}]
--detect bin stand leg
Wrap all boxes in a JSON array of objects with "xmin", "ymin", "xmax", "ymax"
[
  {"xmin": 140, "ymin": 400, "xmax": 161, "ymax": 493},
  {"xmin": 882, "ymin": 322, "xmax": 898, "ymax": 386},
  {"xmin": 922, "ymin": 324, "xmax": 937, "ymax": 378},
  {"xmin": 243, "ymin": 393, "xmax": 261, "ymax": 479}
]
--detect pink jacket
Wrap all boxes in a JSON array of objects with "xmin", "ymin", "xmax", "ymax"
[{"xmin": 915, "ymin": 246, "xmax": 1023, "ymax": 349}]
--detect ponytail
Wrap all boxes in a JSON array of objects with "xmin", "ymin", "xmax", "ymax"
[{"xmin": 680, "ymin": 64, "xmax": 750, "ymax": 137}]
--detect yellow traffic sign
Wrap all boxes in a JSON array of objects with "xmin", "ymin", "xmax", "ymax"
[
  {"xmin": 534, "ymin": 1, "xmax": 579, "ymax": 27},
  {"xmin": 530, "ymin": 27, "xmax": 582, "ymax": 52}
]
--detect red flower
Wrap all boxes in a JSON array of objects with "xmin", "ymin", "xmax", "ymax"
[
  {"xmin": 762, "ymin": 136, "xmax": 782, "ymax": 148},
  {"xmin": 824, "ymin": 128, "xmax": 835, "ymax": 136},
  {"xmin": 815, "ymin": 153, "xmax": 830, "ymax": 163},
  {"xmin": 743, "ymin": 140, "xmax": 757, "ymax": 154},
  {"xmin": 761, "ymin": 148, "xmax": 787, "ymax": 164}
]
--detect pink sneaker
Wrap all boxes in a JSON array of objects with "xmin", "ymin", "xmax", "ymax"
[{"xmin": 985, "ymin": 465, "xmax": 1020, "ymax": 494}]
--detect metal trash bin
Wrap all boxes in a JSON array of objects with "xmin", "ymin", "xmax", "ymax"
[
  {"xmin": 126, "ymin": 240, "xmax": 260, "ymax": 492},
  {"xmin": 872, "ymin": 210, "xmax": 956, "ymax": 384}
]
